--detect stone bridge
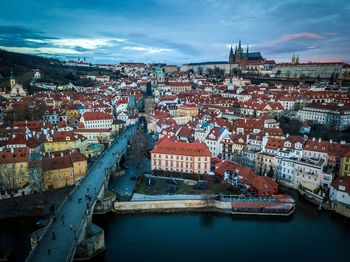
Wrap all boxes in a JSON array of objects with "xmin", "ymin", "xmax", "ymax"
[{"xmin": 26, "ymin": 121, "xmax": 141, "ymax": 261}]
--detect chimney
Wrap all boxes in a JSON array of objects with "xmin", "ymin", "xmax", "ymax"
[
  {"xmin": 312, "ymin": 137, "xmax": 315, "ymax": 142},
  {"xmin": 329, "ymin": 139, "xmax": 333, "ymax": 144},
  {"xmin": 61, "ymin": 152, "xmax": 64, "ymax": 157},
  {"xmin": 318, "ymin": 138, "xmax": 321, "ymax": 142}
]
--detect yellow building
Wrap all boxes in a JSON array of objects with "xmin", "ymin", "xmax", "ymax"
[
  {"xmin": 44, "ymin": 131, "xmax": 84, "ymax": 152},
  {"xmin": 71, "ymin": 151, "xmax": 88, "ymax": 181},
  {"xmin": 340, "ymin": 150, "xmax": 350, "ymax": 176},
  {"xmin": 42, "ymin": 151, "xmax": 87, "ymax": 190},
  {"xmin": 0, "ymin": 148, "xmax": 29, "ymax": 189},
  {"xmin": 65, "ymin": 104, "xmax": 80, "ymax": 120},
  {"xmin": 177, "ymin": 104, "xmax": 198, "ymax": 117}
]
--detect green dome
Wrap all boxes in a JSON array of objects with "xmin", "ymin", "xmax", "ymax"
[{"xmin": 155, "ymin": 68, "xmax": 164, "ymax": 75}]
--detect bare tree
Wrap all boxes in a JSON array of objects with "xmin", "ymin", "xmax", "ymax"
[
  {"xmin": 126, "ymin": 128, "xmax": 148, "ymax": 176},
  {"xmin": 29, "ymin": 166, "xmax": 44, "ymax": 193},
  {"xmin": 97, "ymin": 134, "xmax": 110, "ymax": 149},
  {"xmin": 0, "ymin": 165, "xmax": 19, "ymax": 205}
]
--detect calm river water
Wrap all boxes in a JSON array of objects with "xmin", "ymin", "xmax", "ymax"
[
  {"xmin": 91, "ymin": 188, "xmax": 350, "ymax": 262},
  {"xmin": 1, "ymin": 188, "xmax": 350, "ymax": 261}
]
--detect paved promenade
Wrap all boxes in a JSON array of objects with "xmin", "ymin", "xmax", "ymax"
[{"xmin": 26, "ymin": 124, "xmax": 138, "ymax": 262}]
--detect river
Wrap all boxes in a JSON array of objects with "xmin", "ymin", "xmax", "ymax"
[
  {"xmin": 1, "ymin": 189, "xmax": 350, "ymax": 261},
  {"xmin": 91, "ymin": 188, "xmax": 350, "ymax": 262}
]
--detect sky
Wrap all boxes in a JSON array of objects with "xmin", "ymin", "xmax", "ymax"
[{"xmin": 0, "ymin": 0, "xmax": 349, "ymax": 64}]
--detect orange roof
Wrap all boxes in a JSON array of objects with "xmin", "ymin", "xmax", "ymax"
[
  {"xmin": 83, "ymin": 112, "xmax": 113, "ymax": 121},
  {"xmin": 151, "ymin": 138, "xmax": 211, "ymax": 157},
  {"xmin": 265, "ymin": 137, "xmax": 284, "ymax": 150},
  {"xmin": 0, "ymin": 147, "xmax": 29, "ymax": 164},
  {"xmin": 47, "ymin": 131, "xmax": 80, "ymax": 142},
  {"xmin": 304, "ymin": 139, "xmax": 330, "ymax": 153}
]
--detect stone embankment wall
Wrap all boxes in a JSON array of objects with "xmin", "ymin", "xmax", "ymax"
[
  {"xmin": 334, "ymin": 203, "xmax": 350, "ymax": 218},
  {"xmin": 114, "ymin": 199, "xmax": 231, "ymax": 213}
]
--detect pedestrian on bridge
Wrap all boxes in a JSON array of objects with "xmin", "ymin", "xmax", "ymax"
[
  {"xmin": 70, "ymin": 224, "xmax": 73, "ymax": 231},
  {"xmin": 48, "ymin": 248, "xmax": 51, "ymax": 255},
  {"xmin": 52, "ymin": 231, "xmax": 56, "ymax": 240}
]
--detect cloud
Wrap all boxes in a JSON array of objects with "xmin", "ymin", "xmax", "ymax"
[
  {"xmin": 0, "ymin": 0, "xmax": 349, "ymax": 63},
  {"xmin": 41, "ymin": 38, "xmax": 114, "ymax": 49},
  {"xmin": 123, "ymin": 46, "xmax": 172, "ymax": 54},
  {"xmin": 0, "ymin": 25, "xmax": 39, "ymax": 35},
  {"xmin": 271, "ymin": 32, "xmax": 325, "ymax": 45},
  {"xmin": 0, "ymin": 46, "xmax": 82, "ymax": 55}
]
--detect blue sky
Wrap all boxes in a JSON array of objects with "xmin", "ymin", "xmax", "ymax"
[{"xmin": 0, "ymin": 0, "xmax": 349, "ymax": 64}]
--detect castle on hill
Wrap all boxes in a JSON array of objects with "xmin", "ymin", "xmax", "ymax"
[
  {"xmin": 180, "ymin": 40, "xmax": 266, "ymax": 73},
  {"xmin": 229, "ymin": 40, "xmax": 263, "ymax": 63}
]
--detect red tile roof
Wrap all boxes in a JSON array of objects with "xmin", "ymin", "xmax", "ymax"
[
  {"xmin": 151, "ymin": 138, "xmax": 210, "ymax": 157},
  {"xmin": 83, "ymin": 112, "xmax": 113, "ymax": 121},
  {"xmin": 0, "ymin": 147, "xmax": 29, "ymax": 164}
]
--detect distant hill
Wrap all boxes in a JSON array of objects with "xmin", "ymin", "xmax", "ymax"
[
  {"xmin": 0, "ymin": 50, "xmax": 113, "ymax": 91},
  {"xmin": 0, "ymin": 50, "xmax": 60, "ymax": 87}
]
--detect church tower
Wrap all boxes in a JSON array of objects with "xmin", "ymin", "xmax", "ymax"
[
  {"xmin": 10, "ymin": 69, "xmax": 16, "ymax": 89},
  {"xmin": 229, "ymin": 45, "xmax": 235, "ymax": 64},
  {"xmin": 236, "ymin": 41, "xmax": 242, "ymax": 62}
]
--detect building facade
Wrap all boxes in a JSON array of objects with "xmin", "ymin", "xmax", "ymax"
[{"xmin": 150, "ymin": 138, "xmax": 211, "ymax": 174}]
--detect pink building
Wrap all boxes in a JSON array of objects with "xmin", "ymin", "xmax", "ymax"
[{"xmin": 150, "ymin": 138, "xmax": 211, "ymax": 174}]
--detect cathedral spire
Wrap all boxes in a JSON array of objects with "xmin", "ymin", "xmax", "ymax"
[
  {"xmin": 247, "ymin": 44, "xmax": 249, "ymax": 54},
  {"xmin": 238, "ymin": 40, "xmax": 241, "ymax": 50},
  {"xmin": 229, "ymin": 45, "xmax": 234, "ymax": 64}
]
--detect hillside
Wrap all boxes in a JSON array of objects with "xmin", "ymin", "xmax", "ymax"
[{"xmin": 0, "ymin": 50, "xmax": 116, "ymax": 91}]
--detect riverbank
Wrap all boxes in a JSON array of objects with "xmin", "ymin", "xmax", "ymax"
[
  {"xmin": 0, "ymin": 187, "xmax": 73, "ymax": 219},
  {"xmin": 114, "ymin": 194, "xmax": 295, "ymax": 217},
  {"xmin": 279, "ymin": 181, "xmax": 350, "ymax": 219},
  {"xmin": 92, "ymin": 202, "xmax": 350, "ymax": 262}
]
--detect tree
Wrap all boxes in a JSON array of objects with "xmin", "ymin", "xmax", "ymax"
[
  {"xmin": 206, "ymin": 68, "xmax": 214, "ymax": 77},
  {"xmin": 29, "ymin": 165, "xmax": 44, "ymax": 193},
  {"xmin": 330, "ymin": 72, "xmax": 335, "ymax": 83},
  {"xmin": 97, "ymin": 134, "xmax": 110, "ymax": 150},
  {"xmin": 299, "ymin": 73, "xmax": 307, "ymax": 80},
  {"xmin": 317, "ymin": 74, "xmax": 321, "ymax": 82},
  {"xmin": 267, "ymin": 166, "xmax": 274, "ymax": 178},
  {"xmin": 197, "ymin": 67, "xmax": 203, "ymax": 75},
  {"xmin": 0, "ymin": 165, "xmax": 19, "ymax": 205},
  {"xmin": 126, "ymin": 128, "xmax": 148, "ymax": 177}
]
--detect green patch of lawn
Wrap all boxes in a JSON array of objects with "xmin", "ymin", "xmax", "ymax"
[{"xmin": 135, "ymin": 177, "xmax": 232, "ymax": 195}]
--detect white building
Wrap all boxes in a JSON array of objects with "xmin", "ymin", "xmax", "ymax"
[
  {"xmin": 204, "ymin": 126, "xmax": 229, "ymax": 157},
  {"xmin": 330, "ymin": 177, "xmax": 350, "ymax": 206},
  {"xmin": 294, "ymin": 158, "xmax": 333, "ymax": 190},
  {"xmin": 272, "ymin": 62, "xmax": 343, "ymax": 78},
  {"xmin": 298, "ymin": 103, "xmax": 350, "ymax": 131},
  {"xmin": 80, "ymin": 112, "xmax": 113, "ymax": 129}
]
